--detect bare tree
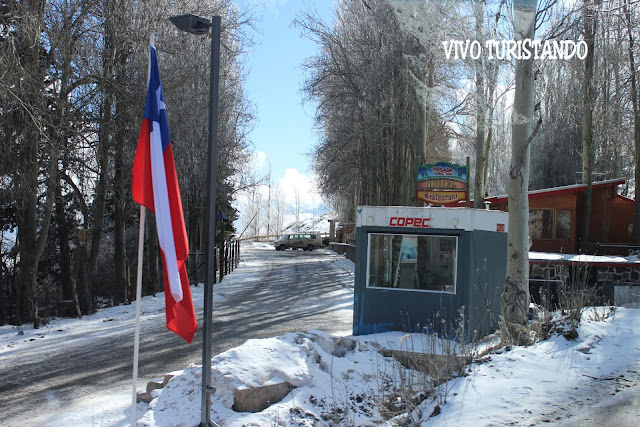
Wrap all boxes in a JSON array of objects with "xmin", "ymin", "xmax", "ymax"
[
  {"xmin": 274, "ymin": 184, "xmax": 286, "ymax": 235},
  {"xmin": 0, "ymin": 0, "xmax": 256, "ymax": 326},
  {"xmin": 294, "ymin": 185, "xmax": 302, "ymax": 231},
  {"xmin": 297, "ymin": 0, "xmax": 452, "ymax": 214},
  {"xmin": 1, "ymin": 0, "xmax": 58, "ymax": 328}
]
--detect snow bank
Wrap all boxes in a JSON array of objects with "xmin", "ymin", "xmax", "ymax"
[
  {"xmin": 139, "ymin": 307, "xmax": 640, "ymax": 426},
  {"xmin": 139, "ymin": 330, "xmax": 395, "ymax": 426},
  {"xmin": 414, "ymin": 307, "xmax": 640, "ymax": 425}
]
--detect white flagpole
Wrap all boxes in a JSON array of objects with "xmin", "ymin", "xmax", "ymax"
[
  {"xmin": 131, "ymin": 32, "xmax": 154, "ymax": 427},
  {"xmin": 131, "ymin": 205, "xmax": 146, "ymax": 426}
]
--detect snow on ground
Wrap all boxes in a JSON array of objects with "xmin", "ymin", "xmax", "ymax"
[
  {"xmin": 417, "ymin": 307, "xmax": 640, "ymax": 426},
  {"xmin": 139, "ymin": 307, "xmax": 640, "ymax": 426},
  {"xmin": 0, "ymin": 246, "xmax": 354, "ymax": 426},
  {"xmin": 1, "ymin": 243, "xmax": 285, "ymax": 357},
  {"xmin": 3, "ymin": 247, "xmax": 640, "ymax": 426}
]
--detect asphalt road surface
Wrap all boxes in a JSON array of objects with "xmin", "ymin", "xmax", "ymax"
[{"xmin": 0, "ymin": 247, "xmax": 354, "ymax": 425}]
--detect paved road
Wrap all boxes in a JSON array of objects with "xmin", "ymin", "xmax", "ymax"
[{"xmin": 0, "ymin": 247, "xmax": 353, "ymax": 425}]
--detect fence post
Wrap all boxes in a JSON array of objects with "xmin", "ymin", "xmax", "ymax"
[
  {"xmin": 219, "ymin": 241, "xmax": 224, "ymax": 283},
  {"xmin": 224, "ymin": 242, "xmax": 228, "ymax": 275},
  {"xmin": 233, "ymin": 240, "xmax": 236, "ymax": 268},
  {"xmin": 233, "ymin": 239, "xmax": 237, "ymax": 269}
]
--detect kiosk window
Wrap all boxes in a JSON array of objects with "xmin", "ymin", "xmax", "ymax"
[{"xmin": 367, "ymin": 233, "xmax": 457, "ymax": 293}]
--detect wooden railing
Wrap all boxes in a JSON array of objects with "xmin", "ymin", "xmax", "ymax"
[{"xmin": 238, "ymin": 234, "xmax": 282, "ymax": 242}]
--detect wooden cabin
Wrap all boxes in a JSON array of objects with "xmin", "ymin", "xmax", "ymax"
[{"xmin": 485, "ymin": 178, "xmax": 636, "ymax": 255}]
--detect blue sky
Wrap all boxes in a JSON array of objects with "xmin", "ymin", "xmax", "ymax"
[{"xmin": 237, "ymin": 0, "xmax": 335, "ymax": 205}]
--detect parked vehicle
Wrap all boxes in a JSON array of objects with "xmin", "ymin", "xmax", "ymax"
[{"xmin": 274, "ymin": 233, "xmax": 322, "ymax": 251}]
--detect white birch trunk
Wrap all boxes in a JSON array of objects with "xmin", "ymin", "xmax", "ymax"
[{"xmin": 501, "ymin": 0, "xmax": 537, "ymax": 344}]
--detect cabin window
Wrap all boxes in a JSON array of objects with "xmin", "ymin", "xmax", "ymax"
[
  {"xmin": 540, "ymin": 209, "xmax": 554, "ymax": 239},
  {"xmin": 529, "ymin": 209, "xmax": 572, "ymax": 240},
  {"xmin": 366, "ymin": 233, "xmax": 457, "ymax": 293},
  {"xmin": 556, "ymin": 211, "xmax": 571, "ymax": 239}
]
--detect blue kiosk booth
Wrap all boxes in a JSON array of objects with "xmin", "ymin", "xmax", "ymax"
[{"xmin": 353, "ymin": 206, "xmax": 509, "ymax": 340}]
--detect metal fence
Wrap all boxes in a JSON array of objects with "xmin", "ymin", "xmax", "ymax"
[{"xmin": 188, "ymin": 239, "xmax": 240, "ymax": 284}]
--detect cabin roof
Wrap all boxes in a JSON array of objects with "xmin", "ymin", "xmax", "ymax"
[{"xmin": 486, "ymin": 178, "xmax": 628, "ymax": 203}]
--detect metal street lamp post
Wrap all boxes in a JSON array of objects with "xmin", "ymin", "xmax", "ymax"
[{"xmin": 169, "ymin": 13, "xmax": 221, "ymax": 427}]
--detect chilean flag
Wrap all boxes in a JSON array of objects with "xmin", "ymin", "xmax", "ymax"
[{"xmin": 132, "ymin": 42, "xmax": 197, "ymax": 343}]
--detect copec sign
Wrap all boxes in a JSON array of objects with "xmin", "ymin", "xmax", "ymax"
[{"xmin": 389, "ymin": 216, "xmax": 431, "ymax": 228}]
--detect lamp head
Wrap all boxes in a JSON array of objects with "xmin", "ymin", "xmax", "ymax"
[{"xmin": 169, "ymin": 14, "xmax": 211, "ymax": 35}]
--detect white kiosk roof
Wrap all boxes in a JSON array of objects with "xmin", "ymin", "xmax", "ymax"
[{"xmin": 356, "ymin": 206, "xmax": 509, "ymax": 233}]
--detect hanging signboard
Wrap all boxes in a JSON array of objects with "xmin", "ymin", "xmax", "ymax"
[
  {"xmin": 416, "ymin": 179, "xmax": 467, "ymax": 191},
  {"xmin": 416, "ymin": 162, "xmax": 469, "ymax": 205},
  {"xmin": 417, "ymin": 162, "xmax": 468, "ymax": 182},
  {"xmin": 416, "ymin": 190, "xmax": 467, "ymax": 204}
]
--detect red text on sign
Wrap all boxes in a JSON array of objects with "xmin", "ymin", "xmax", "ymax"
[{"xmin": 389, "ymin": 217, "xmax": 431, "ymax": 228}]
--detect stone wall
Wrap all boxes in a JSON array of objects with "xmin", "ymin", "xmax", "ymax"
[
  {"xmin": 529, "ymin": 263, "xmax": 569, "ymax": 282},
  {"xmin": 595, "ymin": 265, "xmax": 640, "ymax": 284},
  {"xmin": 529, "ymin": 262, "xmax": 640, "ymax": 285},
  {"xmin": 529, "ymin": 262, "xmax": 640, "ymax": 306}
]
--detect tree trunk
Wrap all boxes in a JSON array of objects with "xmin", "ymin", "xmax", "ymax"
[
  {"xmin": 73, "ymin": 229, "xmax": 91, "ymax": 314},
  {"xmin": 16, "ymin": 146, "xmax": 57, "ymax": 329},
  {"xmin": 625, "ymin": 0, "xmax": 640, "ymax": 243},
  {"xmin": 113, "ymin": 137, "xmax": 128, "ymax": 304},
  {"xmin": 412, "ymin": 60, "xmax": 435, "ymax": 200},
  {"xmin": 56, "ymin": 177, "xmax": 73, "ymax": 301},
  {"xmin": 16, "ymin": 131, "xmax": 39, "ymax": 328},
  {"xmin": 581, "ymin": 0, "xmax": 600, "ymax": 245},
  {"xmin": 113, "ymin": 44, "xmax": 130, "ymax": 303},
  {"xmin": 392, "ymin": 125, "xmax": 405, "ymax": 205},
  {"xmin": 87, "ymin": 1, "xmax": 117, "ymax": 277},
  {"xmin": 501, "ymin": 0, "xmax": 536, "ymax": 345},
  {"xmin": 482, "ymin": 125, "xmax": 493, "ymax": 194},
  {"xmin": 482, "ymin": 63, "xmax": 499, "ymax": 195},
  {"xmin": 13, "ymin": 0, "xmax": 50, "ymax": 329},
  {"xmin": 145, "ymin": 215, "xmax": 161, "ymax": 295},
  {"xmin": 473, "ymin": 0, "xmax": 487, "ymax": 208},
  {"xmin": 481, "ymin": 1, "xmax": 504, "ymax": 196},
  {"xmin": 61, "ymin": 173, "xmax": 91, "ymax": 315},
  {"xmin": 188, "ymin": 197, "xmax": 200, "ymax": 284}
]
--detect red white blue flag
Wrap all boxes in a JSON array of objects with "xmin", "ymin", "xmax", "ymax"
[{"xmin": 132, "ymin": 42, "xmax": 197, "ymax": 343}]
